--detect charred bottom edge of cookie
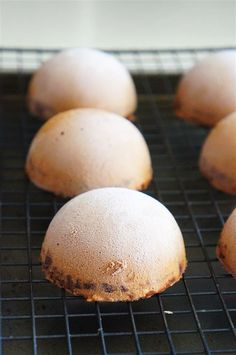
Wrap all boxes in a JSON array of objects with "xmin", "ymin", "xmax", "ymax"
[
  {"xmin": 199, "ymin": 158, "xmax": 236, "ymax": 195},
  {"xmin": 173, "ymin": 97, "xmax": 220, "ymax": 127},
  {"xmin": 27, "ymin": 155, "xmax": 153, "ymax": 198},
  {"xmin": 127, "ymin": 113, "xmax": 137, "ymax": 122},
  {"xmin": 27, "ymin": 96, "xmax": 55, "ymax": 120},
  {"xmin": 216, "ymin": 242, "xmax": 236, "ymax": 278},
  {"xmin": 26, "ymin": 157, "xmax": 77, "ymax": 198},
  {"xmin": 137, "ymin": 173, "xmax": 153, "ymax": 191},
  {"xmin": 173, "ymin": 98, "xmax": 201, "ymax": 123},
  {"xmin": 41, "ymin": 251, "xmax": 187, "ymax": 302}
]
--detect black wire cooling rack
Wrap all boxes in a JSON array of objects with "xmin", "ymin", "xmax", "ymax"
[{"xmin": 0, "ymin": 48, "xmax": 236, "ymax": 355}]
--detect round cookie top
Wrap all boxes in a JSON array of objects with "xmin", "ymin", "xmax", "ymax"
[
  {"xmin": 199, "ymin": 112, "xmax": 236, "ymax": 195},
  {"xmin": 28, "ymin": 48, "xmax": 137, "ymax": 119},
  {"xmin": 174, "ymin": 50, "xmax": 236, "ymax": 126},
  {"xmin": 26, "ymin": 108, "xmax": 152, "ymax": 197},
  {"xmin": 41, "ymin": 188, "xmax": 187, "ymax": 301}
]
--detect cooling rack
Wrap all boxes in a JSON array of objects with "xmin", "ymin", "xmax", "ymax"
[{"xmin": 0, "ymin": 48, "xmax": 236, "ymax": 355}]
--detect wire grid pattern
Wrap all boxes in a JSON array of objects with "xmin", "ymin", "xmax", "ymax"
[
  {"xmin": 0, "ymin": 48, "xmax": 236, "ymax": 355},
  {"xmin": 0, "ymin": 47, "xmax": 226, "ymax": 74}
]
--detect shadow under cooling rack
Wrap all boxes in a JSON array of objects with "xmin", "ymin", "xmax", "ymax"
[{"xmin": 0, "ymin": 48, "xmax": 236, "ymax": 355}]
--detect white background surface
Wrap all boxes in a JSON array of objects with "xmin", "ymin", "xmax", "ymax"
[{"xmin": 0, "ymin": 0, "xmax": 236, "ymax": 49}]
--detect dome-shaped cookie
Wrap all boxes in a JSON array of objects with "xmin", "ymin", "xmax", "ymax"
[
  {"xmin": 27, "ymin": 48, "xmax": 137, "ymax": 120},
  {"xmin": 174, "ymin": 51, "xmax": 236, "ymax": 126},
  {"xmin": 216, "ymin": 208, "xmax": 236, "ymax": 277},
  {"xmin": 26, "ymin": 108, "xmax": 152, "ymax": 197},
  {"xmin": 40, "ymin": 188, "xmax": 187, "ymax": 301},
  {"xmin": 199, "ymin": 112, "xmax": 236, "ymax": 195}
]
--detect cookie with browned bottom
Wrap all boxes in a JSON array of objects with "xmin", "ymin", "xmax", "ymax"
[
  {"xmin": 40, "ymin": 188, "xmax": 187, "ymax": 302},
  {"xmin": 28, "ymin": 48, "xmax": 137, "ymax": 120},
  {"xmin": 199, "ymin": 112, "xmax": 236, "ymax": 195},
  {"xmin": 26, "ymin": 108, "xmax": 152, "ymax": 197},
  {"xmin": 217, "ymin": 209, "xmax": 236, "ymax": 277},
  {"xmin": 174, "ymin": 51, "xmax": 236, "ymax": 126}
]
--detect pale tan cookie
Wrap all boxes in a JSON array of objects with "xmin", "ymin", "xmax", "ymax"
[
  {"xmin": 174, "ymin": 51, "xmax": 236, "ymax": 126},
  {"xmin": 40, "ymin": 188, "xmax": 187, "ymax": 301},
  {"xmin": 26, "ymin": 108, "xmax": 152, "ymax": 197},
  {"xmin": 217, "ymin": 208, "xmax": 236, "ymax": 277},
  {"xmin": 199, "ymin": 112, "xmax": 236, "ymax": 195},
  {"xmin": 28, "ymin": 48, "xmax": 137, "ymax": 119}
]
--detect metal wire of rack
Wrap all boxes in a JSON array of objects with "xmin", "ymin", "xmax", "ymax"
[{"xmin": 0, "ymin": 48, "xmax": 236, "ymax": 355}]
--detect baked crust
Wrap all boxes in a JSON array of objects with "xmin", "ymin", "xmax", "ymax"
[
  {"xmin": 216, "ymin": 209, "xmax": 236, "ymax": 278},
  {"xmin": 174, "ymin": 51, "xmax": 236, "ymax": 126},
  {"xmin": 41, "ymin": 248, "xmax": 186, "ymax": 301},
  {"xmin": 26, "ymin": 108, "xmax": 153, "ymax": 197},
  {"xmin": 199, "ymin": 157, "xmax": 236, "ymax": 195},
  {"xmin": 40, "ymin": 188, "xmax": 187, "ymax": 302},
  {"xmin": 199, "ymin": 112, "xmax": 236, "ymax": 196},
  {"xmin": 27, "ymin": 48, "xmax": 137, "ymax": 120}
]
